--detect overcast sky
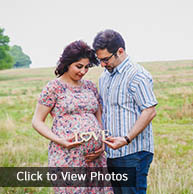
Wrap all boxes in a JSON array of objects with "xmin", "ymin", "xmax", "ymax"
[{"xmin": 1, "ymin": 0, "xmax": 193, "ymax": 68}]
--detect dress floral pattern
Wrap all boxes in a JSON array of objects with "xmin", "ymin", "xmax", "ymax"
[{"xmin": 38, "ymin": 79, "xmax": 113, "ymax": 194}]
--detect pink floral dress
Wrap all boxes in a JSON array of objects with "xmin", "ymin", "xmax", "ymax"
[{"xmin": 38, "ymin": 79, "xmax": 113, "ymax": 194}]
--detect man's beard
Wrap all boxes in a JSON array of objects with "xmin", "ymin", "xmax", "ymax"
[{"xmin": 105, "ymin": 66, "xmax": 114, "ymax": 73}]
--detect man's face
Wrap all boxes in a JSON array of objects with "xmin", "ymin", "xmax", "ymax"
[{"xmin": 96, "ymin": 49, "xmax": 119, "ymax": 73}]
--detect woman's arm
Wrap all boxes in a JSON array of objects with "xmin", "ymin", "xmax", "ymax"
[
  {"xmin": 94, "ymin": 104, "xmax": 103, "ymax": 128},
  {"xmin": 32, "ymin": 103, "xmax": 82, "ymax": 149}
]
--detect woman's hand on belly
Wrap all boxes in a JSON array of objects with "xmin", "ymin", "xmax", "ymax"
[
  {"xmin": 84, "ymin": 143, "xmax": 105, "ymax": 162},
  {"xmin": 57, "ymin": 135, "xmax": 83, "ymax": 149}
]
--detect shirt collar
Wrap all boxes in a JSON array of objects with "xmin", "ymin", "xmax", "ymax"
[
  {"xmin": 104, "ymin": 56, "xmax": 130, "ymax": 76},
  {"xmin": 115, "ymin": 56, "xmax": 130, "ymax": 74}
]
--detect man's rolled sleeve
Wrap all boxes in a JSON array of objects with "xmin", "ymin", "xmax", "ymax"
[{"xmin": 129, "ymin": 73, "xmax": 158, "ymax": 110}]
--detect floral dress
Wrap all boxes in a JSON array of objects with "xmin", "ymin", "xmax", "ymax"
[{"xmin": 38, "ymin": 79, "xmax": 113, "ymax": 194}]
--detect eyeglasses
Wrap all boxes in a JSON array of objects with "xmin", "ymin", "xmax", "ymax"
[{"xmin": 99, "ymin": 53, "xmax": 115, "ymax": 64}]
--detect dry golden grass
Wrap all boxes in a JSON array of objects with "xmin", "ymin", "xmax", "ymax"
[{"xmin": 0, "ymin": 60, "xmax": 193, "ymax": 193}]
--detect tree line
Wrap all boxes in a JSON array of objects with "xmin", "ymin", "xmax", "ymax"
[{"xmin": 0, "ymin": 28, "xmax": 31, "ymax": 70}]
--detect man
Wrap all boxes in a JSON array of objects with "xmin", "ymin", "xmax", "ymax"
[{"xmin": 92, "ymin": 29, "xmax": 157, "ymax": 194}]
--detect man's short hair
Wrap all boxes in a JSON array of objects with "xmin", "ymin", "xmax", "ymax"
[{"xmin": 93, "ymin": 29, "xmax": 125, "ymax": 53}]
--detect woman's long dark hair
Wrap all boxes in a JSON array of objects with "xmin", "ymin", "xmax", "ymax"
[{"xmin": 55, "ymin": 40, "xmax": 99, "ymax": 77}]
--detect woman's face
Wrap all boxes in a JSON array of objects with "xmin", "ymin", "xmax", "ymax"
[{"xmin": 67, "ymin": 58, "xmax": 90, "ymax": 81}]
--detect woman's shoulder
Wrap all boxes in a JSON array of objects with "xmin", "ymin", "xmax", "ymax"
[
  {"xmin": 82, "ymin": 79, "xmax": 97, "ymax": 88},
  {"xmin": 45, "ymin": 79, "xmax": 57, "ymax": 87},
  {"xmin": 82, "ymin": 80, "xmax": 99, "ymax": 95},
  {"xmin": 43, "ymin": 79, "xmax": 63, "ymax": 92}
]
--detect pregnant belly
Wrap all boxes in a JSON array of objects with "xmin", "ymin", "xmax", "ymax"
[
  {"xmin": 77, "ymin": 129, "xmax": 103, "ymax": 155},
  {"xmin": 53, "ymin": 114, "xmax": 103, "ymax": 155}
]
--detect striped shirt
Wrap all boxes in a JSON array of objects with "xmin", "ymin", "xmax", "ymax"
[{"xmin": 99, "ymin": 57, "xmax": 158, "ymax": 158}]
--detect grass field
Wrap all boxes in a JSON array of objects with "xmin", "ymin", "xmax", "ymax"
[{"xmin": 0, "ymin": 60, "xmax": 193, "ymax": 194}]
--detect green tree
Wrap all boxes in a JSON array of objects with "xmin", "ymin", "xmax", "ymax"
[
  {"xmin": 0, "ymin": 28, "xmax": 13, "ymax": 70},
  {"xmin": 9, "ymin": 45, "xmax": 32, "ymax": 68}
]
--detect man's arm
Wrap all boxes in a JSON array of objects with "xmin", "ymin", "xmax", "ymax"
[{"xmin": 103, "ymin": 106, "xmax": 156, "ymax": 149}]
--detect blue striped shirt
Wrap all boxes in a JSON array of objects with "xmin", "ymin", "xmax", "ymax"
[{"xmin": 99, "ymin": 57, "xmax": 158, "ymax": 158}]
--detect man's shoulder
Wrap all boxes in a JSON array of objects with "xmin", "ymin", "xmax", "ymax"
[{"xmin": 128, "ymin": 63, "xmax": 152, "ymax": 80}]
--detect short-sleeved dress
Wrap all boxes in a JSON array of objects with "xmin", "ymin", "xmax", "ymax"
[{"xmin": 38, "ymin": 79, "xmax": 113, "ymax": 194}]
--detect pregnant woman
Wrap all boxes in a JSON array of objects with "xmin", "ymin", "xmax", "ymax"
[{"xmin": 32, "ymin": 40, "xmax": 113, "ymax": 194}]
